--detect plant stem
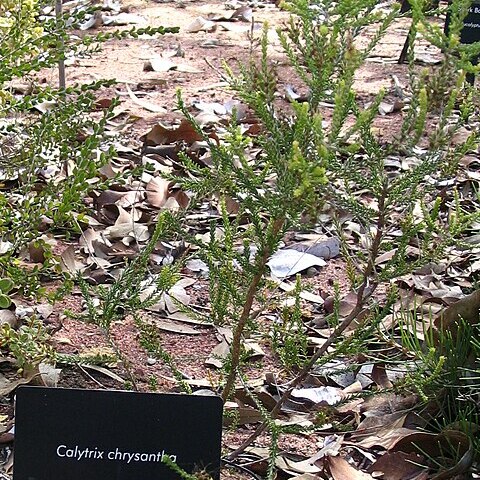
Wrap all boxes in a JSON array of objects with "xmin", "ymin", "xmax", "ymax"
[
  {"xmin": 55, "ymin": 0, "xmax": 66, "ymax": 89},
  {"xmin": 227, "ymin": 190, "xmax": 388, "ymax": 459},
  {"xmin": 102, "ymin": 327, "xmax": 139, "ymax": 392},
  {"xmin": 221, "ymin": 217, "xmax": 284, "ymax": 403}
]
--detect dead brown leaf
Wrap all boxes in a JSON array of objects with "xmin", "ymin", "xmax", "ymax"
[
  {"xmin": 224, "ymin": 402, "xmax": 263, "ymax": 425},
  {"xmin": 152, "ymin": 318, "xmax": 200, "ymax": 335},
  {"xmin": 146, "ymin": 177, "xmax": 171, "ymax": 208},
  {"xmin": 142, "ymin": 119, "xmax": 203, "ymax": 146},
  {"xmin": 205, "ymin": 339, "xmax": 229, "ymax": 368},
  {"xmin": 0, "ymin": 372, "xmax": 35, "ymax": 396},
  {"xmin": 367, "ymin": 451, "xmax": 426, "ymax": 480},
  {"xmin": 186, "ymin": 16, "xmax": 216, "ymax": 32},
  {"xmin": 60, "ymin": 245, "xmax": 85, "ymax": 273},
  {"xmin": 351, "ymin": 427, "xmax": 420, "ymax": 450},
  {"xmin": 434, "ymin": 289, "xmax": 480, "ymax": 341},
  {"xmin": 291, "ymin": 386, "xmax": 344, "ymax": 405},
  {"xmin": 327, "ymin": 456, "xmax": 374, "ymax": 480},
  {"xmin": 371, "ymin": 364, "xmax": 393, "ymax": 389}
]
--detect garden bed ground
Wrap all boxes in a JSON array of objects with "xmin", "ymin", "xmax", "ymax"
[{"xmin": 1, "ymin": 0, "xmax": 479, "ymax": 479}]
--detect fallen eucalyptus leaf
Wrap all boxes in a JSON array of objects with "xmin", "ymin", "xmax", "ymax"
[
  {"xmin": 0, "ymin": 373, "xmax": 35, "ymax": 396},
  {"xmin": 0, "ymin": 310, "xmax": 17, "ymax": 328},
  {"xmin": 146, "ymin": 177, "xmax": 171, "ymax": 208},
  {"xmin": 368, "ymin": 451, "xmax": 426, "ymax": 480},
  {"xmin": 153, "ymin": 318, "xmax": 199, "ymax": 335},
  {"xmin": 38, "ymin": 362, "xmax": 62, "ymax": 387},
  {"xmin": 289, "ymin": 236, "xmax": 340, "ymax": 260},
  {"xmin": 102, "ymin": 12, "xmax": 146, "ymax": 25},
  {"xmin": 144, "ymin": 57, "xmax": 177, "ymax": 72},
  {"xmin": 81, "ymin": 364, "xmax": 125, "ymax": 383},
  {"xmin": 186, "ymin": 16, "xmax": 216, "ymax": 32},
  {"xmin": 291, "ymin": 386, "xmax": 343, "ymax": 405},
  {"xmin": 327, "ymin": 456, "xmax": 374, "ymax": 480},
  {"xmin": 206, "ymin": 339, "xmax": 229, "ymax": 368},
  {"xmin": 125, "ymin": 84, "xmax": 166, "ymax": 113},
  {"xmin": 434, "ymin": 289, "xmax": 480, "ymax": 341},
  {"xmin": 267, "ymin": 249, "xmax": 326, "ymax": 278}
]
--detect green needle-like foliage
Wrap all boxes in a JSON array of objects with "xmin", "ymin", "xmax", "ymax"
[
  {"xmin": 167, "ymin": 0, "xmax": 480, "ymax": 465},
  {"xmin": 0, "ymin": 1, "xmax": 178, "ymax": 294},
  {"xmin": 76, "ymin": 212, "xmax": 180, "ymax": 330}
]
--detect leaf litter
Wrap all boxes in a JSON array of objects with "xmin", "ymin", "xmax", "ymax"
[{"xmin": 0, "ymin": 0, "xmax": 479, "ymax": 478}]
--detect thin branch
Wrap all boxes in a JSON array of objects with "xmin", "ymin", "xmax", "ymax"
[
  {"xmin": 226, "ymin": 188, "xmax": 388, "ymax": 459},
  {"xmin": 221, "ymin": 217, "xmax": 285, "ymax": 403},
  {"xmin": 55, "ymin": 0, "xmax": 66, "ymax": 89}
]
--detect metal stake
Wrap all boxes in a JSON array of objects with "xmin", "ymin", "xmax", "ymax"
[{"xmin": 55, "ymin": 0, "xmax": 66, "ymax": 89}]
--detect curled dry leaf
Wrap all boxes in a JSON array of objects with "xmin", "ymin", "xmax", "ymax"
[
  {"xmin": 167, "ymin": 312, "xmax": 213, "ymax": 326},
  {"xmin": 37, "ymin": 362, "xmax": 62, "ymax": 388},
  {"xmin": 34, "ymin": 100, "xmax": 56, "ymax": 113},
  {"xmin": 336, "ymin": 291, "xmax": 359, "ymax": 317},
  {"xmin": 185, "ymin": 258, "xmax": 209, "ymax": 273},
  {"xmin": 152, "ymin": 318, "xmax": 200, "ymax": 335},
  {"xmin": 194, "ymin": 101, "xmax": 227, "ymax": 115},
  {"xmin": 342, "ymin": 380, "xmax": 362, "ymax": 395},
  {"xmin": 433, "ymin": 289, "xmax": 480, "ymax": 341},
  {"xmin": 0, "ymin": 240, "xmax": 13, "ymax": 255},
  {"xmin": 357, "ymin": 411, "xmax": 407, "ymax": 433},
  {"xmin": 377, "ymin": 99, "xmax": 404, "ymax": 115},
  {"xmin": 94, "ymin": 189, "xmax": 130, "ymax": 209},
  {"xmin": 352, "ymin": 427, "xmax": 432, "ymax": 450},
  {"xmin": 278, "ymin": 281, "xmax": 324, "ymax": 304},
  {"xmin": 314, "ymin": 359, "xmax": 356, "ymax": 387},
  {"xmin": 176, "ymin": 64, "xmax": 202, "ymax": 73},
  {"xmin": 35, "ymin": 303, "xmax": 54, "ymax": 320},
  {"xmin": 285, "ymin": 84, "xmax": 302, "ymax": 102},
  {"xmin": 223, "ymin": 402, "xmax": 263, "ymax": 425},
  {"xmin": 60, "ymin": 245, "xmax": 85, "ymax": 274},
  {"xmin": 102, "ymin": 12, "xmax": 146, "ymax": 25},
  {"xmin": 103, "ymin": 0, "xmax": 121, "ymax": 13},
  {"xmin": 81, "ymin": 364, "xmax": 125, "ymax": 383},
  {"xmin": 146, "ymin": 177, "xmax": 171, "ymax": 208},
  {"xmin": 125, "ymin": 84, "xmax": 166, "ymax": 113},
  {"xmin": 327, "ymin": 456, "xmax": 374, "ymax": 480},
  {"xmin": 289, "ymin": 475, "xmax": 321, "ymax": 480},
  {"xmin": 0, "ymin": 372, "xmax": 36, "ymax": 396},
  {"xmin": 367, "ymin": 451, "xmax": 426, "ymax": 480},
  {"xmin": 282, "ymin": 435, "xmax": 343, "ymax": 475},
  {"xmin": 186, "ymin": 16, "xmax": 216, "ymax": 33},
  {"xmin": 29, "ymin": 237, "xmax": 56, "ymax": 264},
  {"xmin": 103, "ymin": 206, "xmax": 143, "ymax": 240},
  {"xmin": 234, "ymin": 385, "xmax": 278, "ymax": 411},
  {"xmin": 144, "ymin": 56, "xmax": 177, "ymax": 72},
  {"xmin": 0, "ymin": 310, "xmax": 17, "ymax": 328},
  {"xmin": 209, "ymin": 5, "xmax": 253, "ymax": 22},
  {"xmin": 205, "ymin": 339, "xmax": 229, "ymax": 368},
  {"xmin": 391, "ymin": 429, "xmax": 471, "ymax": 457},
  {"xmin": 291, "ymin": 386, "xmax": 343, "ymax": 405},
  {"xmin": 218, "ymin": 22, "xmax": 259, "ymax": 33},
  {"xmin": 144, "ymin": 57, "xmax": 202, "ymax": 74},
  {"xmin": 169, "ymin": 190, "xmax": 190, "ymax": 209},
  {"xmin": 267, "ymin": 249, "xmax": 326, "ymax": 278},
  {"xmin": 215, "ymin": 194, "xmax": 240, "ymax": 215},
  {"xmin": 142, "ymin": 119, "xmax": 203, "ymax": 146},
  {"xmin": 167, "ymin": 279, "xmax": 192, "ymax": 308},
  {"xmin": 371, "ymin": 363, "xmax": 393, "ymax": 389},
  {"xmin": 289, "ymin": 236, "xmax": 340, "ymax": 260}
]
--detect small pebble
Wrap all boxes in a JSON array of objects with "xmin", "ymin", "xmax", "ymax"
[
  {"xmin": 306, "ymin": 267, "xmax": 318, "ymax": 278},
  {"xmin": 147, "ymin": 357, "xmax": 157, "ymax": 366}
]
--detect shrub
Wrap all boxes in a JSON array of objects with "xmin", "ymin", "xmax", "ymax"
[
  {"xmin": 0, "ymin": 1, "xmax": 177, "ymax": 294},
  {"xmin": 165, "ymin": 0, "xmax": 480, "ymax": 469}
]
